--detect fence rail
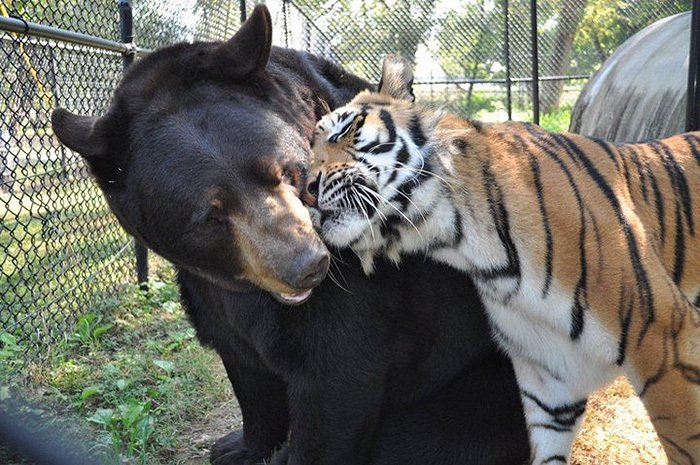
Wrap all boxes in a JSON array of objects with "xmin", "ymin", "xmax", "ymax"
[
  {"xmin": 0, "ymin": 14, "xmax": 148, "ymax": 55},
  {"xmin": 0, "ymin": 0, "xmax": 695, "ymax": 357}
]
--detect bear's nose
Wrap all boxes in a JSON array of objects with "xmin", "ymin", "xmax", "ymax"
[{"xmin": 284, "ymin": 246, "xmax": 329, "ymax": 290}]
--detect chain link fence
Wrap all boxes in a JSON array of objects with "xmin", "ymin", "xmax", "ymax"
[
  {"xmin": 0, "ymin": 0, "xmax": 693, "ymax": 358},
  {"xmin": 259, "ymin": 0, "xmax": 690, "ymax": 123},
  {"xmin": 0, "ymin": 0, "xmax": 241, "ymax": 359}
]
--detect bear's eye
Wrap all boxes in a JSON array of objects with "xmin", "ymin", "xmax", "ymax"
[
  {"xmin": 205, "ymin": 208, "xmax": 228, "ymax": 228},
  {"xmin": 201, "ymin": 199, "xmax": 229, "ymax": 230},
  {"xmin": 282, "ymin": 165, "xmax": 301, "ymax": 192}
]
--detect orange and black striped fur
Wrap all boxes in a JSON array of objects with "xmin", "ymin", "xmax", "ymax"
[{"xmin": 308, "ymin": 55, "xmax": 700, "ymax": 464}]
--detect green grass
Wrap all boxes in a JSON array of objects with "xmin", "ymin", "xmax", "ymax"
[
  {"xmin": 539, "ymin": 105, "xmax": 574, "ymax": 133},
  {"xmin": 416, "ymin": 87, "xmax": 577, "ymax": 131},
  {"xmin": 1, "ymin": 261, "xmax": 232, "ymax": 465}
]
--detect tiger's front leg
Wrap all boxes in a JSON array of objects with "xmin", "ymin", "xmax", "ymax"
[{"xmin": 511, "ymin": 356, "xmax": 587, "ymax": 465}]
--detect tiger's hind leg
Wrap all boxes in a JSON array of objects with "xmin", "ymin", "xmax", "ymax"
[
  {"xmin": 511, "ymin": 356, "xmax": 587, "ymax": 465},
  {"xmin": 626, "ymin": 285, "xmax": 700, "ymax": 465}
]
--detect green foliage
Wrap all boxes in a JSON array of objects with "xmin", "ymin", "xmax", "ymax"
[
  {"xmin": 0, "ymin": 332, "xmax": 25, "ymax": 380},
  {"xmin": 8, "ymin": 262, "xmax": 231, "ymax": 465},
  {"xmin": 88, "ymin": 400, "xmax": 155, "ymax": 464},
  {"xmin": 574, "ymin": 0, "xmax": 691, "ymax": 71},
  {"xmin": 436, "ymin": 1, "xmax": 505, "ymax": 80},
  {"xmin": 540, "ymin": 105, "xmax": 574, "ymax": 132},
  {"xmin": 68, "ymin": 313, "xmax": 113, "ymax": 349},
  {"xmin": 308, "ymin": 0, "xmax": 436, "ymax": 78}
]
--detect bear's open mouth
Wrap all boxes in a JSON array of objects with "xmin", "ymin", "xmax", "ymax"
[{"xmin": 272, "ymin": 289, "xmax": 313, "ymax": 306}]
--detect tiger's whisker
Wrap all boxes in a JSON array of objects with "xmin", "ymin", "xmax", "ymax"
[
  {"xmin": 350, "ymin": 186, "xmax": 376, "ymax": 242},
  {"xmin": 356, "ymin": 184, "xmax": 422, "ymax": 238},
  {"xmin": 385, "ymin": 184, "xmax": 427, "ymax": 223}
]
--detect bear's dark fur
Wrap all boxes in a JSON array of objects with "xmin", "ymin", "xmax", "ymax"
[{"xmin": 51, "ymin": 6, "xmax": 528, "ymax": 465}]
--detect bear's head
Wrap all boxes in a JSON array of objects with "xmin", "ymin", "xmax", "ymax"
[{"xmin": 51, "ymin": 6, "xmax": 329, "ymax": 305}]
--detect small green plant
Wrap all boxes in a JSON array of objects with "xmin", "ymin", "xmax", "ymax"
[
  {"xmin": 540, "ymin": 105, "xmax": 573, "ymax": 133},
  {"xmin": 0, "ymin": 332, "xmax": 23, "ymax": 362},
  {"xmin": 0, "ymin": 332, "xmax": 25, "ymax": 374},
  {"xmin": 88, "ymin": 399, "xmax": 155, "ymax": 464},
  {"xmin": 68, "ymin": 313, "xmax": 113, "ymax": 349}
]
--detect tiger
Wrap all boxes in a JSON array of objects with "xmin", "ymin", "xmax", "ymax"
[{"xmin": 305, "ymin": 54, "xmax": 700, "ymax": 465}]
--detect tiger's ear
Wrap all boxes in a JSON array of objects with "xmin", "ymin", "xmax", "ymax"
[{"xmin": 378, "ymin": 54, "xmax": 415, "ymax": 102}]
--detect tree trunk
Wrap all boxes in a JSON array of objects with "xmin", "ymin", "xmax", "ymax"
[{"xmin": 540, "ymin": 0, "xmax": 588, "ymax": 113}]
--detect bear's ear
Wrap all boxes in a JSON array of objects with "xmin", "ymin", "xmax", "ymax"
[
  {"xmin": 51, "ymin": 108, "xmax": 108, "ymax": 159},
  {"xmin": 378, "ymin": 54, "xmax": 415, "ymax": 102},
  {"xmin": 213, "ymin": 4, "xmax": 273, "ymax": 79}
]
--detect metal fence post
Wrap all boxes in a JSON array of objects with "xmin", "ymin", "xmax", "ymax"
[
  {"xmin": 687, "ymin": 0, "xmax": 700, "ymax": 132},
  {"xmin": 119, "ymin": 0, "xmax": 148, "ymax": 286},
  {"xmin": 503, "ymin": 0, "xmax": 512, "ymax": 120},
  {"xmin": 239, "ymin": 0, "xmax": 247, "ymax": 23},
  {"xmin": 530, "ymin": 0, "xmax": 540, "ymax": 125}
]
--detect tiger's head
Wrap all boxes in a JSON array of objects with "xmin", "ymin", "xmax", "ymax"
[{"xmin": 307, "ymin": 55, "xmax": 446, "ymax": 273}]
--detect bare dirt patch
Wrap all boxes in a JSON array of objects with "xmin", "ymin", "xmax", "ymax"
[
  {"xmin": 572, "ymin": 376, "xmax": 667, "ymax": 464},
  {"xmin": 177, "ymin": 359, "xmax": 242, "ymax": 465}
]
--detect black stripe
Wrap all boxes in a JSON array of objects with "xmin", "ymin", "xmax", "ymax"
[
  {"xmin": 658, "ymin": 434, "xmax": 697, "ymax": 465},
  {"xmin": 639, "ymin": 333, "xmax": 668, "ymax": 397},
  {"xmin": 379, "ymin": 109, "xmax": 396, "ymax": 141},
  {"xmin": 591, "ymin": 137, "xmax": 620, "ymax": 170},
  {"xmin": 386, "ymin": 140, "xmax": 409, "ymax": 185},
  {"xmin": 676, "ymin": 360, "xmax": 700, "ymax": 384},
  {"xmin": 452, "ymin": 207, "xmax": 464, "ymax": 245},
  {"xmin": 550, "ymin": 133, "xmax": 583, "ymax": 168},
  {"xmin": 640, "ymin": 151, "xmax": 666, "ymax": 245},
  {"xmin": 379, "ymin": 160, "xmax": 434, "ymax": 243},
  {"xmin": 542, "ymin": 456, "xmax": 567, "ymax": 464},
  {"xmin": 526, "ymin": 125, "xmax": 579, "ymax": 168},
  {"xmin": 527, "ymin": 150, "xmax": 554, "ymax": 297},
  {"xmin": 408, "ymin": 113, "xmax": 427, "ymax": 147},
  {"xmin": 653, "ymin": 141, "xmax": 694, "ymax": 235},
  {"xmin": 582, "ymin": 139, "xmax": 655, "ymax": 347},
  {"xmin": 673, "ymin": 201, "xmax": 686, "ymax": 285},
  {"xmin": 520, "ymin": 390, "xmax": 587, "ymax": 427},
  {"xmin": 529, "ymin": 423, "xmax": 572, "ymax": 433},
  {"xmin": 684, "ymin": 133, "xmax": 700, "ymax": 167},
  {"xmin": 624, "ymin": 145, "xmax": 649, "ymax": 202},
  {"xmin": 355, "ymin": 109, "xmax": 397, "ymax": 154},
  {"xmin": 330, "ymin": 111, "xmax": 358, "ymax": 142},
  {"xmin": 479, "ymin": 159, "xmax": 521, "ymax": 286},
  {"xmin": 616, "ymin": 284, "xmax": 633, "ymax": 366},
  {"xmin": 570, "ymin": 216, "xmax": 589, "ymax": 342},
  {"xmin": 395, "ymin": 159, "xmax": 432, "ymax": 201},
  {"xmin": 587, "ymin": 206, "xmax": 604, "ymax": 283},
  {"xmin": 351, "ymin": 113, "xmax": 366, "ymax": 138},
  {"xmin": 528, "ymin": 135, "xmax": 588, "ymax": 339},
  {"xmin": 619, "ymin": 147, "xmax": 634, "ymax": 196},
  {"xmin": 649, "ymin": 142, "xmax": 689, "ymax": 285}
]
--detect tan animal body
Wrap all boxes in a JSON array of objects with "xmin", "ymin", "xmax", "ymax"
[{"xmin": 308, "ymin": 55, "xmax": 700, "ymax": 464}]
